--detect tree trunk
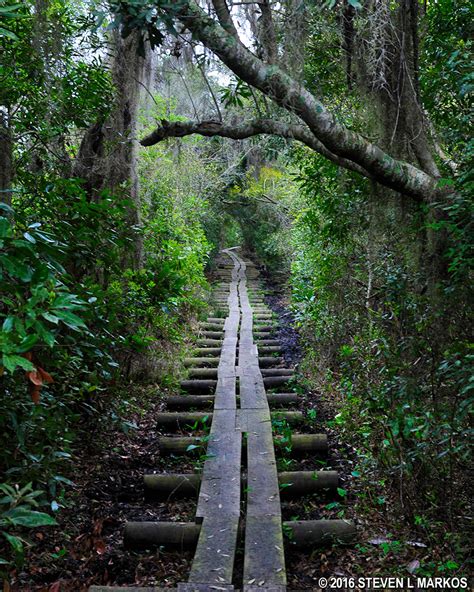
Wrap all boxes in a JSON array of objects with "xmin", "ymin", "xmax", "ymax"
[
  {"xmin": 74, "ymin": 30, "xmax": 148, "ymax": 269},
  {"xmin": 0, "ymin": 110, "xmax": 13, "ymax": 206}
]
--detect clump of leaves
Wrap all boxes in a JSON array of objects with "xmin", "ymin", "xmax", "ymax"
[{"xmin": 0, "ymin": 482, "xmax": 56, "ymax": 567}]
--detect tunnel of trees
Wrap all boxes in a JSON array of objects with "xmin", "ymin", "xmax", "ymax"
[{"xmin": 0, "ymin": 0, "xmax": 472, "ymax": 589}]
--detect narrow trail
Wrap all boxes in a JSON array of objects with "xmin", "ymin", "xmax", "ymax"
[{"xmin": 90, "ymin": 249, "xmax": 356, "ymax": 592}]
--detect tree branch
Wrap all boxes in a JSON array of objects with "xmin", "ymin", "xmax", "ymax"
[
  {"xmin": 172, "ymin": 1, "xmax": 440, "ymax": 200},
  {"xmin": 211, "ymin": 0, "xmax": 239, "ymax": 38},
  {"xmin": 259, "ymin": 0, "xmax": 278, "ymax": 64},
  {"xmin": 140, "ymin": 117, "xmax": 372, "ymax": 178}
]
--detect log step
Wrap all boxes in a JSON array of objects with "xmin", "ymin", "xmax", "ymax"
[
  {"xmin": 258, "ymin": 356, "xmax": 283, "ymax": 367},
  {"xmin": 261, "ymin": 368, "xmax": 294, "ymax": 377},
  {"xmin": 156, "ymin": 411, "xmax": 304, "ymax": 431},
  {"xmin": 143, "ymin": 471, "xmax": 338, "ymax": 500},
  {"xmin": 257, "ymin": 339, "xmax": 280, "ymax": 347},
  {"xmin": 123, "ymin": 518, "xmax": 355, "ymax": 550},
  {"xmin": 167, "ymin": 395, "xmax": 216, "ymax": 409},
  {"xmin": 201, "ymin": 331, "xmax": 223, "ymax": 339},
  {"xmin": 254, "ymin": 331, "xmax": 275, "ymax": 338},
  {"xmin": 264, "ymin": 376, "xmax": 293, "ymax": 388},
  {"xmin": 284, "ymin": 520, "xmax": 357, "ymax": 546},
  {"xmin": 258, "ymin": 346, "xmax": 282, "ymax": 354},
  {"xmin": 188, "ymin": 368, "xmax": 218, "ymax": 378},
  {"xmin": 156, "ymin": 412, "xmax": 212, "ymax": 430},
  {"xmin": 158, "ymin": 433, "xmax": 327, "ymax": 456},
  {"xmin": 198, "ymin": 323, "xmax": 224, "ymax": 331},
  {"xmin": 184, "ymin": 357, "xmax": 219, "ymax": 367},
  {"xmin": 124, "ymin": 521, "xmax": 200, "ymax": 550},
  {"xmin": 196, "ymin": 339, "xmax": 222, "ymax": 347},
  {"xmin": 180, "ymin": 379, "xmax": 217, "ymax": 393},
  {"xmin": 166, "ymin": 392, "xmax": 297, "ymax": 410},
  {"xmin": 193, "ymin": 347, "xmax": 221, "ymax": 356}
]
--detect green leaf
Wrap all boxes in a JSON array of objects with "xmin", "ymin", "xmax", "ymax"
[
  {"xmin": 3, "ymin": 508, "xmax": 57, "ymax": 527},
  {"xmin": 0, "ymin": 26, "xmax": 18, "ymax": 40},
  {"xmin": 41, "ymin": 312, "xmax": 60, "ymax": 324},
  {"xmin": 2, "ymin": 354, "xmax": 35, "ymax": 373},
  {"xmin": 0, "ymin": 216, "xmax": 11, "ymax": 238},
  {"xmin": 0, "ymin": 203, "xmax": 13, "ymax": 215},
  {"xmin": 186, "ymin": 444, "xmax": 199, "ymax": 452},
  {"xmin": 347, "ymin": 0, "xmax": 362, "ymax": 8},
  {"xmin": 337, "ymin": 487, "xmax": 347, "ymax": 497},
  {"xmin": 17, "ymin": 334, "xmax": 39, "ymax": 352},
  {"xmin": 2, "ymin": 532, "xmax": 23, "ymax": 554},
  {"xmin": 53, "ymin": 309, "xmax": 87, "ymax": 329},
  {"xmin": 2, "ymin": 316, "xmax": 14, "ymax": 333}
]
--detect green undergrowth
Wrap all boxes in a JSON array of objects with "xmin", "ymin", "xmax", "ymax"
[{"xmin": 0, "ymin": 179, "xmax": 213, "ymax": 570}]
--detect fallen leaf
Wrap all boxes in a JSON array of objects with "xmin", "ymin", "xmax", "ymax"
[
  {"xmin": 38, "ymin": 366, "xmax": 54, "ymax": 383},
  {"xmin": 407, "ymin": 559, "xmax": 420, "ymax": 574},
  {"xmin": 27, "ymin": 370, "xmax": 43, "ymax": 386},
  {"xmin": 407, "ymin": 540, "xmax": 427, "ymax": 548},
  {"xmin": 368, "ymin": 537, "xmax": 391, "ymax": 545},
  {"xmin": 95, "ymin": 539, "xmax": 106, "ymax": 555}
]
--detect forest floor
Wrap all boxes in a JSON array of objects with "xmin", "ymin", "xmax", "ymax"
[{"xmin": 7, "ymin": 268, "xmax": 453, "ymax": 591}]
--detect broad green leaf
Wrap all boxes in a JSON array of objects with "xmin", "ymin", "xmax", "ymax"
[
  {"xmin": 3, "ymin": 508, "xmax": 57, "ymax": 527},
  {"xmin": 2, "ymin": 354, "xmax": 35, "ymax": 373},
  {"xmin": 0, "ymin": 216, "xmax": 11, "ymax": 238},
  {"xmin": 2, "ymin": 316, "xmax": 14, "ymax": 333},
  {"xmin": 17, "ymin": 334, "xmax": 39, "ymax": 352},
  {"xmin": 53, "ymin": 309, "xmax": 87, "ymax": 329},
  {"xmin": 41, "ymin": 312, "xmax": 59, "ymax": 324},
  {"xmin": 0, "ymin": 203, "xmax": 13, "ymax": 214},
  {"xmin": 2, "ymin": 532, "xmax": 23, "ymax": 554},
  {"xmin": 0, "ymin": 26, "xmax": 18, "ymax": 40}
]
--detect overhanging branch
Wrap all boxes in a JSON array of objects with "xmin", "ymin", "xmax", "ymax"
[
  {"xmin": 172, "ymin": 1, "xmax": 439, "ymax": 200},
  {"xmin": 140, "ymin": 118, "xmax": 373, "ymax": 178}
]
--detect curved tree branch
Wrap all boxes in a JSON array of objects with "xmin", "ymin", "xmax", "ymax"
[
  {"xmin": 140, "ymin": 117, "xmax": 373, "ymax": 178},
  {"xmin": 211, "ymin": 0, "xmax": 239, "ymax": 38},
  {"xmin": 170, "ymin": 1, "xmax": 440, "ymax": 200}
]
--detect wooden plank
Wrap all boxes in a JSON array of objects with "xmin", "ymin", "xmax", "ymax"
[
  {"xmin": 233, "ymin": 254, "xmax": 286, "ymax": 590},
  {"xmin": 185, "ymin": 250, "xmax": 241, "ymax": 587},
  {"xmin": 179, "ymin": 584, "xmax": 234, "ymax": 592},
  {"xmin": 243, "ymin": 516, "xmax": 286, "ymax": 588},
  {"xmin": 187, "ymin": 516, "xmax": 239, "ymax": 585}
]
